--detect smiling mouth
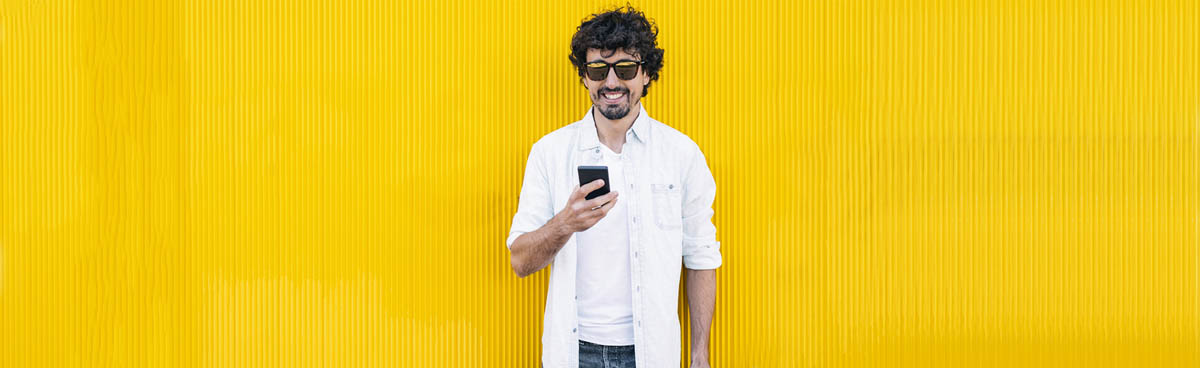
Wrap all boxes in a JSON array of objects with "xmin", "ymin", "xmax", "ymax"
[{"xmin": 601, "ymin": 91, "xmax": 626, "ymax": 103}]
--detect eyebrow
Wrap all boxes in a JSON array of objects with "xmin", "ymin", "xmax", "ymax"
[{"xmin": 586, "ymin": 58, "xmax": 640, "ymax": 64}]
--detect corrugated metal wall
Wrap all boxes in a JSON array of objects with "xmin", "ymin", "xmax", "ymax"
[{"xmin": 1, "ymin": 0, "xmax": 1197, "ymax": 366}]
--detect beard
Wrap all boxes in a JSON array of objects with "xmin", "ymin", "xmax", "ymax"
[
  {"xmin": 595, "ymin": 87, "xmax": 634, "ymax": 120},
  {"xmin": 599, "ymin": 103, "xmax": 631, "ymax": 120}
]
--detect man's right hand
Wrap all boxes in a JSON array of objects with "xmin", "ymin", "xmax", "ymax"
[
  {"xmin": 552, "ymin": 179, "xmax": 619, "ymax": 234},
  {"xmin": 510, "ymin": 179, "xmax": 619, "ymax": 278}
]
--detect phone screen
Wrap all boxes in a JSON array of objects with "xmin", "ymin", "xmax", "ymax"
[{"xmin": 577, "ymin": 166, "xmax": 611, "ymax": 200}]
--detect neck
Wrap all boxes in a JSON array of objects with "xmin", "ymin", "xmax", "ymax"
[{"xmin": 592, "ymin": 102, "xmax": 640, "ymax": 154}]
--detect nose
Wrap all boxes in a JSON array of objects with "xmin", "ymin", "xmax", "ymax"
[{"xmin": 604, "ymin": 67, "xmax": 622, "ymax": 88}]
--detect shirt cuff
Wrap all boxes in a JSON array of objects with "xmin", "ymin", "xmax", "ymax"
[
  {"xmin": 505, "ymin": 231, "xmax": 526, "ymax": 250},
  {"xmin": 683, "ymin": 241, "xmax": 722, "ymax": 269}
]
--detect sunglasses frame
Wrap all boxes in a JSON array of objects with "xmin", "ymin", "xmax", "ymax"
[{"xmin": 583, "ymin": 60, "xmax": 644, "ymax": 81}]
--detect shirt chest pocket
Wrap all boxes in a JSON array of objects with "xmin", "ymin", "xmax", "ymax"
[{"xmin": 650, "ymin": 183, "xmax": 683, "ymax": 230}]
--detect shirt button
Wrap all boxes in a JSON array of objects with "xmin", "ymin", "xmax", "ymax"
[{"xmin": 572, "ymin": 328, "xmax": 577, "ymax": 333}]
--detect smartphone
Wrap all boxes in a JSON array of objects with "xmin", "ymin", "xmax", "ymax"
[{"xmin": 577, "ymin": 166, "xmax": 611, "ymax": 200}]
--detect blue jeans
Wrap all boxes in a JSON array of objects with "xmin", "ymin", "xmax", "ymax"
[{"xmin": 578, "ymin": 340, "xmax": 635, "ymax": 368}]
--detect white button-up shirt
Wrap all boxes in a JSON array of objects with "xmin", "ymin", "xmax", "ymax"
[{"xmin": 507, "ymin": 105, "xmax": 722, "ymax": 368}]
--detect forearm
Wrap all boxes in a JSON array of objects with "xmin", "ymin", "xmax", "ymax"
[
  {"xmin": 510, "ymin": 216, "xmax": 572, "ymax": 278},
  {"xmin": 685, "ymin": 268, "xmax": 716, "ymax": 360}
]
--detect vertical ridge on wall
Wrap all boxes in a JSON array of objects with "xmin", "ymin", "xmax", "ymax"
[{"xmin": 1, "ymin": 0, "xmax": 1197, "ymax": 366}]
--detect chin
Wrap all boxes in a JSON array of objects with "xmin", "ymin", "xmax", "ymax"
[{"xmin": 597, "ymin": 104, "xmax": 631, "ymax": 120}]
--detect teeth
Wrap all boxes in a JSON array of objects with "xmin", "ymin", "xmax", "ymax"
[{"xmin": 604, "ymin": 93, "xmax": 624, "ymax": 99}]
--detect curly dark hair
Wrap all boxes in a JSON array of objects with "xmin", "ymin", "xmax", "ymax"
[{"xmin": 569, "ymin": 6, "xmax": 665, "ymax": 97}]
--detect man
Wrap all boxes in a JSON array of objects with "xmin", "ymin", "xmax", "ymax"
[{"xmin": 506, "ymin": 7, "xmax": 721, "ymax": 368}]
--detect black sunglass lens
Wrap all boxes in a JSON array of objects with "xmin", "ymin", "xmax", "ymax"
[
  {"xmin": 586, "ymin": 65, "xmax": 608, "ymax": 81},
  {"xmin": 614, "ymin": 64, "xmax": 638, "ymax": 80}
]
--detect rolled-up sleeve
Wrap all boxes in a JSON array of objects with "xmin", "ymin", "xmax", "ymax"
[
  {"xmin": 507, "ymin": 142, "xmax": 554, "ymax": 249},
  {"xmin": 681, "ymin": 146, "xmax": 721, "ymax": 269}
]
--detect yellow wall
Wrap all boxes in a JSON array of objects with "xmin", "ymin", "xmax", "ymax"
[{"xmin": 1, "ymin": 0, "xmax": 1197, "ymax": 366}]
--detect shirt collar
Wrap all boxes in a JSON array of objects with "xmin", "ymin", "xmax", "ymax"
[{"xmin": 577, "ymin": 104, "xmax": 651, "ymax": 151}]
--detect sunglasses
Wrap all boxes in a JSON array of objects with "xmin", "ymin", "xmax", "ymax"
[{"xmin": 584, "ymin": 60, "xmax": 643, "ymax": 81}]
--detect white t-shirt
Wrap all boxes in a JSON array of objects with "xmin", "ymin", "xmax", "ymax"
[{"xmin": 574, "ymin": 142, "xmax": 635, "ymax": 346}]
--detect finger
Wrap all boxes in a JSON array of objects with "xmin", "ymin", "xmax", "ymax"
[
  {"xmin": 597, "ymin": 197, "xmax": 618, "ymax": 215},
  {"xmin": 570, "ymin": 180, "xmax": 604, "ymax": 202},
  {"xmin": 583, "ymin": 206, "xmax": 614, "ymax": 225},
  {"xmin": 583, "ymin": 190, "xmax": 619, "ymax": 209},
  {"xmin": 568, "ymin": 185, "xmax": 584, "ymax": 201},
  {"xmin": 583, "ymin": 179, "xmax": 605, "ymax": 193},
  {"xmin": 582, "ymin": 196, "xmax": 617, "ymax": 220}
]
